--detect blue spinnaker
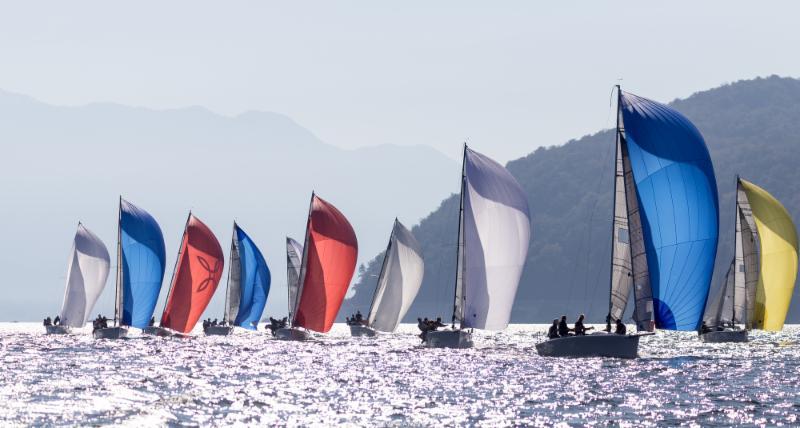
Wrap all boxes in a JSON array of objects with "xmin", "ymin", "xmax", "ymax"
[
  {"xmin": 120, "ymin": 199, "xmax": 167, "ymax": 328},
  {"xmin": 233, "ymin": 225, "xmax": 271, "ymax": 330},
  {"xmin": 621, "ymin": 92, "xmax": 719, "ymax": 331}
]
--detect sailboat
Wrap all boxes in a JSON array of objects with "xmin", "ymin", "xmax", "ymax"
[
  {"xmin": 700, "ymin": 177, "xmax": 798, "ymax": 342},
  {"xmin": 146, "ymin": 212, "xmax": 225, "ymax": 336},
  {"xmin": 47, "ymin": 223, "xmax": 111, "ymax": 334},
  {"xmin": 424, "ymin": 144, "xmax": 531, "ymax": 348},
  {"xmin": 536, "ymin": 87, "xmax": 719, "ymax": 358},
  {"xmin": 205, "ymin": 222, "xmax": 271, "ymax": 336},
  {"xmin": 94, "ymin": 198, "xmax": 166, "ymax": 339},
  {"xmin": 349, "ymin": 218, "xmax": 424, "ymax": 337},
  {"xmin": 276, "ymin": 192, "xmax": 358, "ymax": 341}
]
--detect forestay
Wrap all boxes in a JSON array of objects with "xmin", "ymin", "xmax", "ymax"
[
  {"xmin": 620, "ymin": 91, "xmax": 719, "ymax": 331},
  {"xmin": 118, "ymin": 199, "xmax": 166, "ymax": 329},
  {"xmin": 60, "ymin": 224, "xmax": 111, "ymax": 328},
  {"xmin": 458, "ymin": 147, "xmax": 531, "ymax": 331},
  {"xmin": 367, "ymin": 219, "xmax": 425, "ymax": 332}
]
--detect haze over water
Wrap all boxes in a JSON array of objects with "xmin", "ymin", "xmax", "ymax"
[{"xmin": 1, "ymin": 324, "xmax": 798, "ymax": 426}]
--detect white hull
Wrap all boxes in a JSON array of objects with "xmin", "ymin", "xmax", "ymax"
[
  {"xmin": 142, "ymin": 326, "xmax": 175, "ymax": 337},
  {"xmin": 204, "ymin": 325, "xmax": 234, "ymax": 336},
  {"xmin": 93, "ymin": 327, "xmax": 128, "ymax": 340},
  {"xmin": 535, "ymin": 333, "xmax": 640, "ymax": 359},
  {"xmin": 349, "ymin": 324, "xmax": 377, "ymax": 337},
  {"xmin": 699, "ymin": 329, "xmax": 748, "ymax": 343},
  {"xmin": 275, "ymin": 327, "xmax": 311, "ymax": 341},
  {"xmin": 45, "ymin": 325, "xmax": 72, "ymax": 335},
  {"xmin": 423, "ymin": 329, "xmax": 473, "ymax": 348}
]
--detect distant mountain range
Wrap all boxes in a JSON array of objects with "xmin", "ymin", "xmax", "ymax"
[
  {"xmin": 346, "ymin": 75, "xmax": 800, "ymax": 324},
  {"xmin": 0, "ymin": 91, "xmax": 456, "ymax": 320}
]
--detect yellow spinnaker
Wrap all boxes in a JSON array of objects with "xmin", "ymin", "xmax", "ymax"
[{"xmin": 741, "ymin": 179, "xmax": 798, "ymax": 331}]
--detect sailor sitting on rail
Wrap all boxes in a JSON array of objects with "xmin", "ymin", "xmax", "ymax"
[
  {"xmin": 614, "ymin": 319, "xmax": 626, "ymax": 335},
  {"xmin": 573, "ymin": 314, "xmax": 594, "ymax": 336}
]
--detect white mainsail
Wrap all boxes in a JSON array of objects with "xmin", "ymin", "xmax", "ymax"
[
  {"xmin": 737, "ymin": 183, "xmax": 760, "ymax": 328},
  {"xmin": 458, "ymin": 147, "xmax": 531, "ymax": 331},
  {"xmin": 608, "ymin": 138, "xmax": 634, "ymax": 322},
  {"xmin": 59, "ymin": 224, "xmax": 111, "ymax": 328},
  {"xmin": 286, "ymin": 237, "xmax": 303, "ymax": 321},
  {"xmin": 367, "ymin": 219, "xmax": 425, "ymax": 332}
]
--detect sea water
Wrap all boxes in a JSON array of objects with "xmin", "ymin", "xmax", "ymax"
[{"xmin": 0, "ymin": 323, "xmax": 798, "ymax": 426}]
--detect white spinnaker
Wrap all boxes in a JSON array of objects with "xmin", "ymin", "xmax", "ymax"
[
  {"xmin": 59, "ymin": 224, "xmax": 111, "ymax": 328},
  {"xmin": 368, "ymin": 221, "xmax": 424, "ymax": 332},
  {"xmin": 461, "ymin": 148, "xmax": 531, "ymax": 331},
  {"xmin": 286, "ymin": 237, "xmax": 303, "ymax": 320}
]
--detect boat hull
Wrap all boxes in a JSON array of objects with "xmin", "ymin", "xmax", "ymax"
[
  {"xmin": 204, "ymin": 325, "xmax": 234, "ymax": 336},
  {"xmin": 142, "ymin": 326, "xmax": 175, "ymax": 337},
  {"xmin": 275, "ymin": 327, "xmax": 311, "ymax": 341},
  {"xmin": 349, "ymin": 324, "xmax": 377, "ymax": 337},
  {"xmin": 535, "ymin": 333, "xmax": 640, "ymax": 359},
  {"xmin": 699, "ymin": 329, "xmax": 748, "ymax": 343},
  {"xmin": 45, "ymin": 325, "xmax": 71, "ymax": 335},
  {"xmin": 423, "ymin": 330, "xmax": 473, "ymax": 348},
  {"xmin": 93, "ymin": 327, "xmax": 128, "ymax": 340}
]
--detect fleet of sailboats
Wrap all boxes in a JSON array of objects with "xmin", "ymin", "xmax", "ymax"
[{"xmin": 40, "ymin": 87, "xmax": 799, "ymax": 358}]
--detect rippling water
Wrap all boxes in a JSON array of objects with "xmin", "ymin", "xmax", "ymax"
[{"xmin": 1, "ymin": 323, "xmax": 799, "ymax": 426}]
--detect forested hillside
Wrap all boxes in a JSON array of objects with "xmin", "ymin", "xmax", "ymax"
[{"xmin": 345, "ymin": 76, "xmax": 800, "ymax": 324}]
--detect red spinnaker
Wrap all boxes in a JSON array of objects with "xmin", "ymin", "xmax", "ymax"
[
  {"xmin": 161, "ymin": 214, "xmax": 224, "ymax": 334},
  {"xmin": 294, "ymin": 195, "xmax": 358, "ymax": 333}
]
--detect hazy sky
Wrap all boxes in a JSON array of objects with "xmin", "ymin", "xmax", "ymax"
[{"xmin": 1, "ymin": 1, "xmax": 798, "ymax": 162}]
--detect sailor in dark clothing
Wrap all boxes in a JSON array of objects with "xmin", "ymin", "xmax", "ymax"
[
  {"xmin": 573, "ymin": 314, "xmax": 593, "ymax": 336},
  {"xmin": 615, "ymin": 319, "xmax": 627, "ymax": 335},
  {"xmin": 149, "ymin": 317, "xmax": 155, "ymax": 326},
  {"xmin": 699, "ymin": 321, "xmax": 712, "ymax": 334},
  {"xmin": 44, "ymin": 317, "xmax": 52, "ymax": 327},
  {"xmin": 355, "ymin": 311, "xmax": 363, "ymax": 323},
  {"xmin": 558, "ymin": 315, "xmax": 572, "ymax": 337},
  {"xmin": 53, "ymin": 316, "xmax": 61, "ymax": 326},
  {"xmin": 434, "ymin": 317, "xmax": 446, "ymax": 328},
  {"xmin": 548, "ymin": 319, "xmax": 559, "ymax": 339}
]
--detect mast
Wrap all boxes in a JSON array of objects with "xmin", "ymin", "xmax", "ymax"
[
  {"xmin": 286, "ymin": 237, "xmax": 293, "ymax": 321},
  {"xmin": 733, "ymin": 175, "xmax": 741, "ymax": 325},
  {"xmin": 291, "ymin": 192, "xmax": 315, "ymax": 326},
  {"xmin": 366, "ymin": 218, "xmax": 397, "ymax": 324},
  {"xmin": 451, "ymin": 143, "xmax": 467, "ymax": 328},
  {"xmin": 607, "ymin": 85, "xmax": 623, "ymax": 322},
  {"xmin": 223, "ymin": 221, "xmax": 237, "ymax": 324},
  {"xmin": 114, "ymin": 196, "xmax": 123, "ymax": 327},
  {"xmin": 160, "ymin": 211, "xmax": 192, "ymax": 323}
]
